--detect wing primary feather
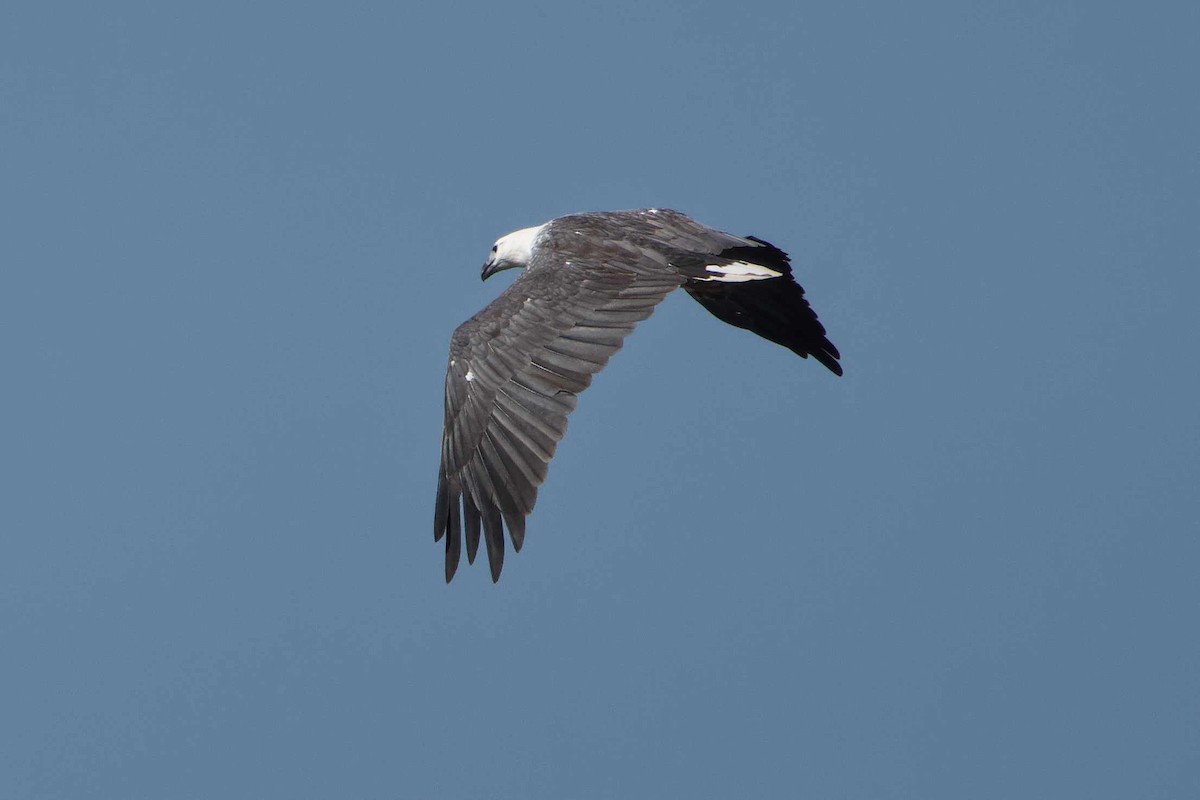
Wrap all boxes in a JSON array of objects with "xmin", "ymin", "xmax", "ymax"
[
  {"xmin": 507, "ymin": 513, "xmax": 527, "ymax": 553},
  {"xmin": 479, "ymin": 432, "xmax": 533, "ymax": 553},
  {"xmin": 463, "ymin": 459, "xmax": 508, "ymax": 581},
  {"xmin": 434, "ymin": 471, "xmax": 450, "ymax": 542},
  {"xmin": 444, "ymin": 482, "xmax": 462, "ymax": 583},
  {"xmin": 463, "ymin": 490, "xmax": 481, "ymax": 565},
  {"xmin": 482, "ymin": 503, "xmax": 505, "ymax": 582}
]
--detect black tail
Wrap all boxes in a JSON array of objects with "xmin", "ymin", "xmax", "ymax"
[{"xmin": 683, "ymin": 240, "xmax": 842, "ymax": 376}]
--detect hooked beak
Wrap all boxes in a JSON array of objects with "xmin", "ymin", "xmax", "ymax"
[{"xmin": 482, "ymin": 257, "xmax": 518, "ymax": 282}]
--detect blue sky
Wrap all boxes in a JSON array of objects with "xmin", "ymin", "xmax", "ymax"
[{"xmin": 3, "ymin": 2, "xmax": 1198, "ymax": 798}]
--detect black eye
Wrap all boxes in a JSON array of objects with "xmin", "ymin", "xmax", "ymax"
[{"xmin": 491, "ymin": 245, "xmax": 497, "ymax": 253}]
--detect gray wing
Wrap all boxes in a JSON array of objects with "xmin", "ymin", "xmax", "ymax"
[{"xmin": 435, "ymin": 247, "xmax": 683, "ymax": 582}]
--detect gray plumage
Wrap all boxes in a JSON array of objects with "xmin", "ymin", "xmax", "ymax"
[{"xmin": 435, "ymin": 209, "xmax": 841, "ymax": 582}]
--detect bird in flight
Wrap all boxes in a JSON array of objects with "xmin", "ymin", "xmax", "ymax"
[{"xmin": 435, "ymin": 209, "xmax": 841, "ymax": 582}]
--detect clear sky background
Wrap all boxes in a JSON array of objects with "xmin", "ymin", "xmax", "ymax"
[{"xmin": 3, "ymin": 2, "xmax": 1198, "ymax": 798}]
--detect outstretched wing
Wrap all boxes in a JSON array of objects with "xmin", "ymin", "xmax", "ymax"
[{"xmin": 435, "ymin": 249, "xmax": 683, "ymax": 582}]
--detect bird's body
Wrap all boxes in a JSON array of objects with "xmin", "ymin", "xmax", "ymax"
[{"xmin": 435, "ymin": 209, "xmax": 840, "ymax": 582}]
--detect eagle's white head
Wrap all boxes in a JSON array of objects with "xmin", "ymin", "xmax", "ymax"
[{"xmin": 482, "ymin": 223, "xmax": 546, "ymax": 281}]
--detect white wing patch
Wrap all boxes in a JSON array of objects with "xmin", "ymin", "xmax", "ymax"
[
  {"xmin": 465, "ymin": 369, "xmax": 476, "ymax": 382},
  {"xmin": 698, "ymin": 260, "xmax": 783, "ymax": 283}
]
